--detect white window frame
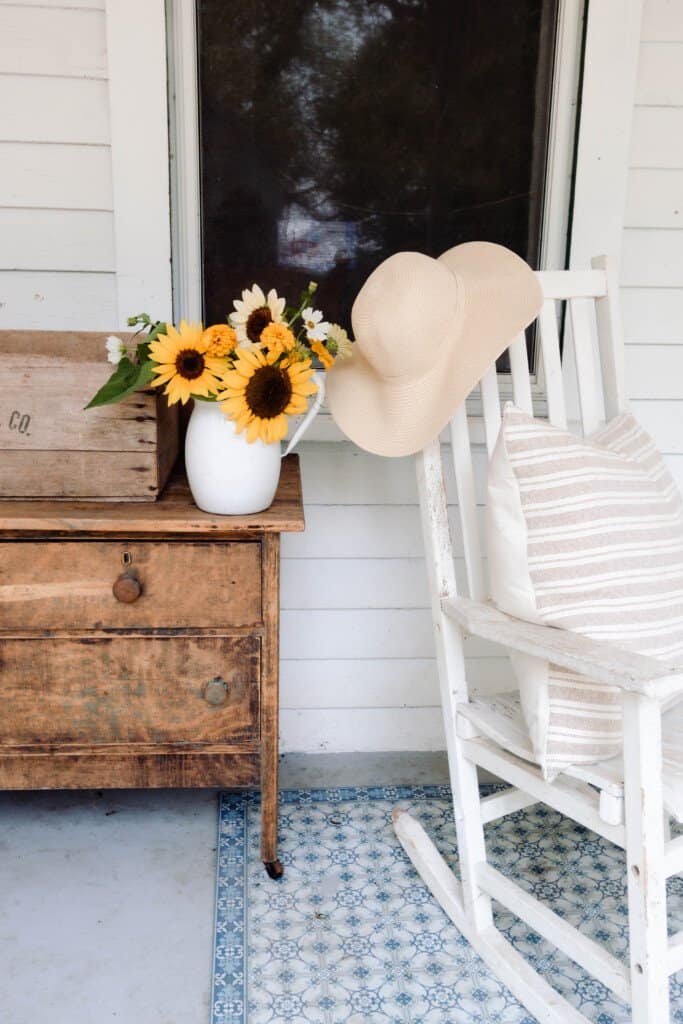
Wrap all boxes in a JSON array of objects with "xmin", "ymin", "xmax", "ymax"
[{"xmin": 164, "ymin": 0, "xmax": 642, "ymax": 437}]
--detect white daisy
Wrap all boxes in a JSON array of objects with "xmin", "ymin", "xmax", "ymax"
[
  {"xmin": 302, "ymin": 306, "xmax": 330, "ymax": 342},
  {"xmin": 230, "ymin": 284, "xmax": 286, "ymax": 347},
  {"xmin": 327, "ymin": 323, "xmax": 353, "ymax": 360},
  {"xmin": 105, "ymin": 335, "xmax": 127, "ymax": 364}
]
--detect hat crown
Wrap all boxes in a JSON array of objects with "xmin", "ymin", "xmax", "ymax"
[{"xmin": 351, "ymin": 252, "xmax": 461, "ymax": 380}]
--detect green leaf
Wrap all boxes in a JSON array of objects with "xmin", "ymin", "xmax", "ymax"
[
  {"xmin": 133, "ymin": 360, "xmax": 156, "ymax": 390},
  {"xmin": 85, "ymin": 357, "xmax": 139, "ymax": 409},
  {"xmin": 136, "ymin": 339, "xmax": 151, "ymax": 364},
  {"xmin": 146, "ymin": 320, "xmax": 167, "ymax": 344},
  {"xmin": 85, "ymin": 357, "xmax": 158, "ymax": 409}
]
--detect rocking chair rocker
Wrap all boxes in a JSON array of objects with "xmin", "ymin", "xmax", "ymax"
[{"xmin": 393, "ymin": 255, "xmax": 683, "ymax": 1023}]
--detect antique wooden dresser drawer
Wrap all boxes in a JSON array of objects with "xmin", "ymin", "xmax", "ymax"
[
  {"xmin": 0, "ymin": 634, "xmax": 260, "ymax": 745},
  {"xmin": 0, "ymin": 541, "xmax": 262, "ymax": 629}
]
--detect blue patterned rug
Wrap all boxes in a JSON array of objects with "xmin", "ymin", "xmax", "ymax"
[{"xmin": 212, "ymin": 785, "xmax": 683, "ymax": 1024}]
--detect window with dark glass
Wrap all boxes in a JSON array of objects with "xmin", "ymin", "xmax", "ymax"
[{"xmin": 197, "ymin": 0, "xmax": 558, "ymax": 347}]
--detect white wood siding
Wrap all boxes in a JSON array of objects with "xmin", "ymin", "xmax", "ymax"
[
  {"xmin": 0, "ymin": 0, "xmax": 171, "ymax": 330},
  {"xmin": 624, "ymin": 0, "xmax": 683, "ymax": 500},
  {"xmin": 0, "ymin": 0, "xmax": 118, "ymax": 329}
]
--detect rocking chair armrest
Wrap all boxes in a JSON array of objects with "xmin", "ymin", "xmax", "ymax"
[{"xmin": 442, "ymin": 595, "xmax": 683, "ymax": 701}]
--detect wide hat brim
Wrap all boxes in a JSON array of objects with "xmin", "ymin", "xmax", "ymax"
[{"xmin": 327, "ymin": 242, "xmax": 543, "ymax": 457}]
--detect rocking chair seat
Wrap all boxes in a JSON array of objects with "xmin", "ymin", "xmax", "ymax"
[{"xmin": 462, "ymin": 692, "xmax": 683, "ymax": 822}]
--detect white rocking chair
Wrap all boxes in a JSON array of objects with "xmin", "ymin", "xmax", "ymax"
[{"xmin": 393, "ymin": 255, "xmax": 683, "ymax": 1024}]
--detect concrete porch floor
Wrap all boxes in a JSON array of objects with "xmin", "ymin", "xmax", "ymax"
[{"xmin": 0, "ymin": 752, "xmax": 449, "ymax": 1024}]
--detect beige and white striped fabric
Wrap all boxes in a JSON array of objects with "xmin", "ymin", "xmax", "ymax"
[{"xmin": 486, "ymin": 404, "xmax": 683, "ymax": 776}]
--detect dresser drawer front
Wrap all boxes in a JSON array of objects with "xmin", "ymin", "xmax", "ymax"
[
  {"xmin": 0, "ymin": 635, "xmax": 260, "ymax": 744},
  {"xmin": 0, "ymin": 541, "xmax": 262, "ymax": 629}
]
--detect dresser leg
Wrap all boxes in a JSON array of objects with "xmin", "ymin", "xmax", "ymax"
[{"xmin": 261, "ymin": 533, "xmax": 282, "ymax": 879}]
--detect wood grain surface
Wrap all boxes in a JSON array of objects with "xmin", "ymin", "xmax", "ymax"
[
  {"xmin": 0, "ymin": 330, "xmax": 178, "ymax": 499},
  {"xmin": 0, "ymin": 540, "xmax": 262, "ymax": 629},
  {"xmin": 0, "ymin": 633, "xmax": 260, "ymax": 745},
  {"xmin": 0, "ymin": 455, "xmax": 305, "ymax": 534},
  {"xmin": 0, "ymin": 749, "xmax": 260, "ymax": 790}
]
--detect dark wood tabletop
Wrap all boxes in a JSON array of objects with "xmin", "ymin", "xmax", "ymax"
[{"xmin": 0, "ymin": 454, "xmax": 305, "ymax": 537}]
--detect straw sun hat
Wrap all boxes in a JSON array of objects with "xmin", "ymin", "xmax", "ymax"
[{"xmin": 327, "ymin": 242, "xmax": 543, "ymax": 457}]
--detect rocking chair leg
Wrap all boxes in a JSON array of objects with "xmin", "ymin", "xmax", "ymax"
[
  {"xmin": 623, "ymin": 692, "xmax": 669, "ymax": 1024},
  {"xmin": 440, "ymin": 618, "xmax": 493, "ymax": 932}
]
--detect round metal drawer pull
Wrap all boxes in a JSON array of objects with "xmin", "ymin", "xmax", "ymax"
[
  {"xmin": 203, "ymin": 677, "xmax": 229, "ymax": 706},
  {"xmin": 112, "ymin": 571, "xmax": 142, "ymax": 604}
]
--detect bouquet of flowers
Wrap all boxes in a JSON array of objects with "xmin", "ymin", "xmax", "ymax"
[{"xmin": 88, "ymin": 281, "xmax": 352, "ymax": 444}]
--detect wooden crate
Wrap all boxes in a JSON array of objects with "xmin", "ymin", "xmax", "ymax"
[{"xmin": 0, "ymin": 330, "xmax": 179, "ymax": 500}]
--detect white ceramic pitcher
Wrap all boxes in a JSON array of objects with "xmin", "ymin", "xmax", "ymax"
[{"xmin": 185, "ymin": 372, "xmax": 325, "ymax": 515}]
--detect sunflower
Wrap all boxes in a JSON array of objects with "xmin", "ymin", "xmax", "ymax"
[
  {"xmin": 260, "ymin": 322, "xmax": 296, "ymax": 357},
  {"xmin": 310, "ymin": 339, "xmax": 334, "ymax": 370},
  {"xmin": 149, "ymin": 320, "xmax": 225, "ymax": 405},
  {"xmin": 203, "ymin": 323, "xmax": 237, "ymax": 357},
  {"xmin": 220, "ymin": 348, "xmax": 318, "ymax": 444},
  {"xmin": 231, "ymin": 284, "xmax": 286, "ymax": 347}
]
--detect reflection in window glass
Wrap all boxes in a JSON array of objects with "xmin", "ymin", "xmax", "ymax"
[{"xmin": 198, "ymin": 0, "xmax": 558, "ymax": 331}]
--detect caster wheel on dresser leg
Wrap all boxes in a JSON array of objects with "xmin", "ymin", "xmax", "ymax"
[{"xmin": 264, "ymin": 859, "xmax": 284, "ymax": 880}]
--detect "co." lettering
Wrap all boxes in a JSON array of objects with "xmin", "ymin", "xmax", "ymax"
[{"xmin": 7, "ymin": 410, "xmax": 31, "ymax": 435}]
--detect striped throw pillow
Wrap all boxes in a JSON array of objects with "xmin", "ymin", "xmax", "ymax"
[{"xmin": 486, "ymin": 404, "xmax": 683, "ymax": 777}]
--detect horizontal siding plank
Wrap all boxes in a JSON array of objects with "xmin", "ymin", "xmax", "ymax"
[
  {"xmin": 298, "ymin": 442, "xmax": 460, "ymax": 505},
  {"xmin": 0, "ymin": 75, "xmax": 110, "ymax": 144},
  {"xmin": 626, "ymin": 343, "xmax": 683, "ymax": 399},
  {"xmin": 282, "ymin": 507, "xmax": 425, "ymax": 559},
  {"xmin": 0, "ymin": 142, "xmax": 112, "ymax": 209},
  {"xmin": 0, "ymin": 270, "xmax": 117, "ymax": 329},
  {"xmin": 625, "ymin": 169, "xmax": 683, "ymax": 227},
  {"xmin": 281, "ymin": 557, "xmax": 430, "ymax": 609},
  {"xmin": 280, "ymin": 707, "xmax": 446, "ymax": 753},
  {"xmin": 635, "ymin": 42, "xmax": 683, "ymax": 106},
  {"xmin": 280, "ymin": 657, "xmax": 512, "ymax": 710},
  {"xmin": 0, "ymin": 208, "xmax": 114, "ymax": 272},
  {"xmin": 282, "ymin": 506, "xmax": 483, "ymax": 560},
  {"xmin": 281, "ymin": 557, "xmax": 487, "ymax": 610},
  {"xmin": 630, "ymin": 399, "xmax": 683, "ymax": 454},
  {"xmin": 630, "ymin": 106, "xmax": 683, "ymax": 167},
  {"xmin": 280, "ymin": 609, "xmax": 435, "ymax": 660},
  {"xmin": 299, "ymin": 443, "xmax": 418, "ymax": 504},
  {"xmin": 280, "ymin": 609, "xmax": 498, "ymax": 661},
  {"xmin": 620, "ymin": 287, "xmax": 683, "ymax": 342},
  {"xmin": 0, "ymin": 6, "xmax": 106, "ymax": 78},
  {"xmin": 621, "ymin": 228, "xmax": 683, "ymax": 287},
  {"xmin": 641, "ymin": 0, "xmax": 683, "ymax": 41},
  {"xmin": 664, "ymin": 455, "xmax": 683, "ymax": 493}
]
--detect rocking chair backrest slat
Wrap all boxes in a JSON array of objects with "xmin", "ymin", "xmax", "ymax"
[
  {"xmin": 479, "ymin": 365, "xmax": 502, "ymax": 456},
  {"xmin": 593, "ymin": 254, "xmax": 627, "ymax": 421},
  {"xmin": 422, "ymin": 255, "xmax": 625, "ymax": 636},
  {"xmin": 448, "ymin": 404, "xmax": 487, "ymax": 603},
  {"xmin": 538, "ymin": 299, "xmax": 567, "ymax": 428},
  {"xmin": 569, "ymin": 295, "xmax": 604, "ymax": 435},
  {"xmin": 508, "ymin": 333, "xmax": 533, "ymax": 413}
]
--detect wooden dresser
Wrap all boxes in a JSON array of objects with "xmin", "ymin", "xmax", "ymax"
[{"xmin": 0, "ymin": 456, "xmax": 304, "ymax": 879}]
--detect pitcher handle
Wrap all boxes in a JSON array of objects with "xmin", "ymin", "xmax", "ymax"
[{"xmin": 282, "ymin": 371, "xmax": 325, "ymax": 457}]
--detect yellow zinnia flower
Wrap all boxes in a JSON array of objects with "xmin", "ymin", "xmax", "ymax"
[
  {"xmin": 149, "ymin": 320, "xmax": 225, "ymax": 405},
  {"xmin": 203, "ymin": 323, "xmax": 237, "ymax": 357},
  {"xmin": 311, "ymin": 339, "xmax": 334, "ymax": 370},
  {"xmin": 261, "ymin": 322, "xmax": 296, "ymax": 357},
  {"xmin": 220, "ymin": 348, "xmax": 318, "ymax": 444}
]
